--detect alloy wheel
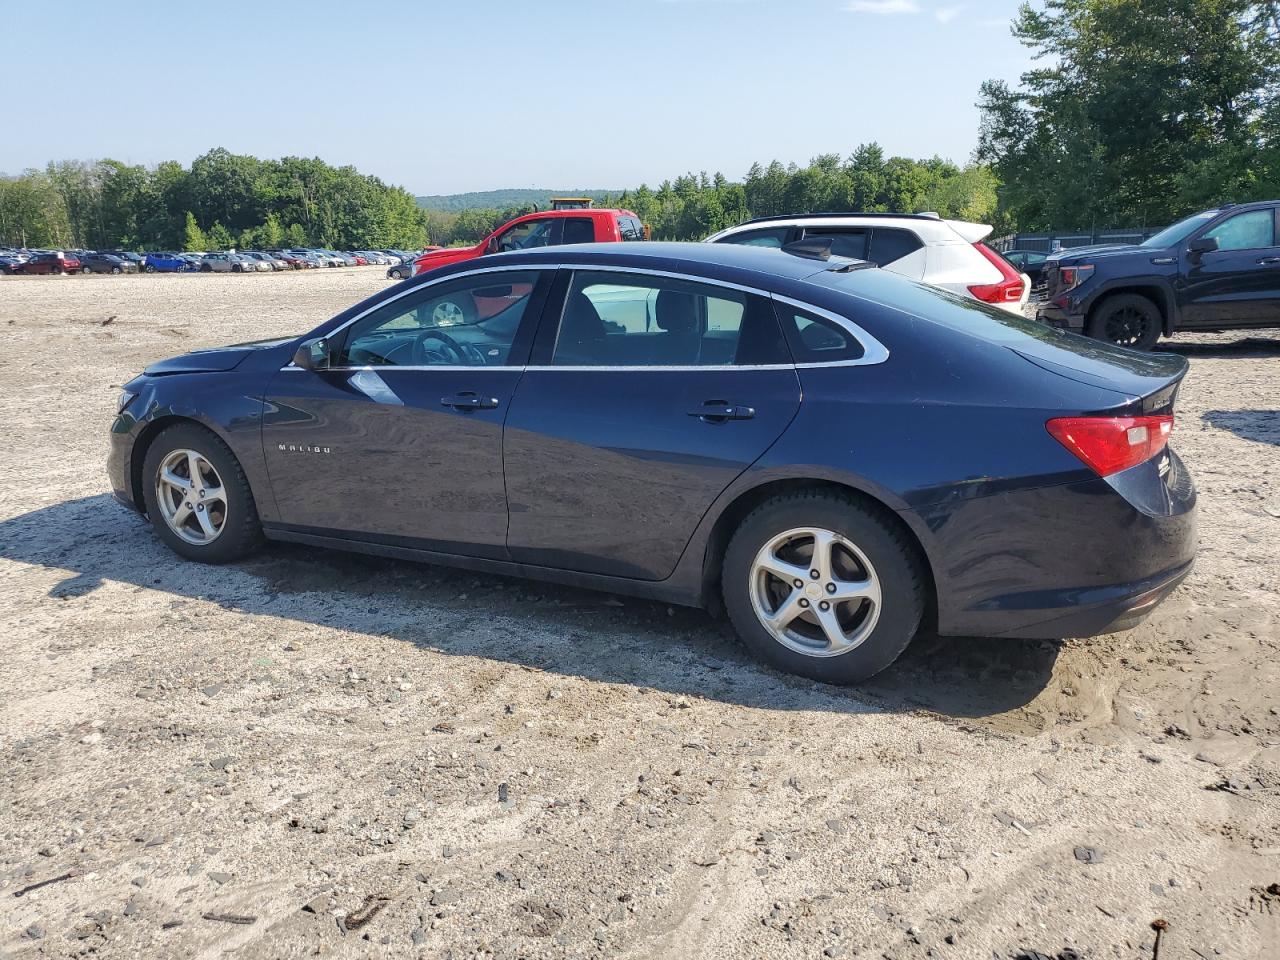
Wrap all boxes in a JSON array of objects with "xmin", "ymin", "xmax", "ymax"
[
  {"xmin": 154, "ymin": 449, "xmax": 228, "ymax": 545},
  {"xmin": 749, "ymin": 527, "xmax": 882, "ymax": 657},
  {"xmin": 1103, "ymin": 306, "xmax": 1153, "ymax": 347},
  {"xmin": 431, "ymin": 300, "xmax": 466, "ymax": 325}
]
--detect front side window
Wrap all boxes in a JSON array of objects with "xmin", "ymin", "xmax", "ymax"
[
  {"xmin": 552, "ymin": 271, "xmax": 788, "ymax": 367},
  {"xmin": 496, "ymin": 219, "xmax": 556, "ymax": 252},
  {"xmin": 338, "ymin": 270, "xmax": 541, "ymax": 367},
  {"xmin": 1202, "ymin": 209, "xmax": 1276, "ymax": 251},
  {"xmin": 720, "ymin": 227, "xmax": 791, "ymax": 249},
  {"xmin": 617, "ymin": 216, "xmax": 644, "ymax": 241}
]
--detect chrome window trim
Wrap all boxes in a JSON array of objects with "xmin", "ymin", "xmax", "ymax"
[{"xmin": 278, "ymin": 260, "xmax": 889, "ymax": 372}]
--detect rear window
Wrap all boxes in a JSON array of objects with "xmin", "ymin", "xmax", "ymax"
[
  {"xmin": 815, "ymin": 268, "xmax": 1060, "ymax": 346},
  {"xmin": 617, "ymin": 216, "xmax": 645, "ymax": 241}
]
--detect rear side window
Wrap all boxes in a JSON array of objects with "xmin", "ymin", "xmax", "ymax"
[
  {"xmin": 561, "ymin": 217, "xmax": 595, "ymax": 245},
  {"xmin": 801, "ymin": 228, "xmax": 868, "ymax": 260},
  {"xmin": 719, "ymin": 227, "xmax": 791, "ymax": 249},
  {"xmin": 553, "ymin": 270, "xmax": 788, "ymax": 367},
  {"xmin": 773, "ymin": 304, "xmax": 865, "ymax": 363},
  {"xmin": 868, "ymin": 228, "xmax": 924, "ymax": 266}
]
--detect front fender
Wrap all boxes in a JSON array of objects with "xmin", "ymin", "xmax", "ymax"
[{"xmin": 1078, "ymin": 275, "xmax": 1180, "ymax": 334}]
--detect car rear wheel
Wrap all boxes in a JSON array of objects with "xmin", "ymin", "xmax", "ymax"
[
  {"xmin": 141, "ymin": 424, "xmax": 263, "ymax": 564},
  {"xmin": 1087, "ymin": 293, "xmax": 1161, "ymax": 351},
  {"xmin": 722, "ymin": 491, "xmax": 925, "ymax": 685},
  {"xmin": 390, "ymin": 268, "xmax": 404, "ymax": 279},
  {"xmin": 111, "ymin": 266, "xmax": 121, "ymax": 274},
  {"xmin": 145, "ymin": 265, "xmax": 156, "ymax": 273}
]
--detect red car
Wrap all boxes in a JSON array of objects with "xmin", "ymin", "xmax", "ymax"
[
  {"xmin": 11, "ymin": 251, "xmax": 82, "ymax": 275},
  {"xmin": 412, "ymin": 208, "xmax": 647, "ymax": 278}
]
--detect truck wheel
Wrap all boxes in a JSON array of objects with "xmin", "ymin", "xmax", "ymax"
[{"xmin": 1087, "ymin": 294, "xmax": 1162, "ymax": 351}]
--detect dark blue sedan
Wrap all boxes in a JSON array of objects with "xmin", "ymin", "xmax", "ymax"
[{"xmin": 107, "ymin": 242, "xmax": 1196, "ymax": 684}]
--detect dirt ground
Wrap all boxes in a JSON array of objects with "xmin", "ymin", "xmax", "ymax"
[{"xmin": 0, "ymin": 268, "xmax": 1277, "ymax": 960}]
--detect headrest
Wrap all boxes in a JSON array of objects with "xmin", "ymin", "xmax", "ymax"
[{"xmin": 655, "ymin": 290, "xmax": 699, "ymax": 335}]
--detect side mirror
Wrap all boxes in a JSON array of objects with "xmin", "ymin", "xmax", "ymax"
[
  {"xmin": 293, "ymin": 336, "xmax": 329, "ymax": 371},
  {"xmin": 1188, "ymin": 236, "xmax": 1219, "ymax": 257}
]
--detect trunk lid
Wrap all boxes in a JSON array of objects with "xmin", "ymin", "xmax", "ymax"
[{"xmin": 1012, "ymin": 336, "xmax": 1187, "ymax": 410}]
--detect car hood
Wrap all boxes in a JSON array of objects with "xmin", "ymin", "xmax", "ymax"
[
  {"xmin": 143, "ymin": 336, "xmax": 296, "ymax": 375},
  {"xmin": 1012, "ymin": 333, "xmax": 1187, "ymax": 399},
  {"xmin": 414, "ymin": 245, "xmax": 482, "ymax": 273},
  {"xmin": 1049, "ymin": 243, "xmax": 1151, "ymax": 263}
]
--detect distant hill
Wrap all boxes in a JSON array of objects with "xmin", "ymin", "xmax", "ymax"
[{"xmin": 416, "ymin": 189, "xmax": 620, "ymax": 212}]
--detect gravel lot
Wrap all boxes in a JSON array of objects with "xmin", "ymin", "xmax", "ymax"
[{"xmin": 1, "ymin": 268, "xmax": 1277, "ymax": 959}]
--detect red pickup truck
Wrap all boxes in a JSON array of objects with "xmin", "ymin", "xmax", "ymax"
[{"xmin": 413, "ymin": 208, "xmax": 647, "ymax": 277}]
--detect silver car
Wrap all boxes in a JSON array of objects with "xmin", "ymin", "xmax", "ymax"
[{"xmin": 199, "ymin": 253, "xmax": 241, "ymax": 273}]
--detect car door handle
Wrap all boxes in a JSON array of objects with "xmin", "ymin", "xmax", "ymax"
[
  {"xmin": 441, "ymin": 392, "xmax": 500, "ymax": 411},
  {"xmin": 687, "ymin": 400, "xmax": 755, "ymax": 423},
  {"xmin": 1257, "ymin": 257, "xmax": 1280, "ymax": 265}
]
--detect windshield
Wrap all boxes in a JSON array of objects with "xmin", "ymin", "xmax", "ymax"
[{"xmin": 1141, "ymin": 210, "xmax": 1219, "ymax": 249}]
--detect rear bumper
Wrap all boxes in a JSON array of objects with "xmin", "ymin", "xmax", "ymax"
[{"xmin": 921, "ymin": 449, "xmax": 1197, "ymax": 640}]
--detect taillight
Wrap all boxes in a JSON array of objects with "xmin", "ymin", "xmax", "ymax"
[
  {"xmin": 968, "ymin": 243, "xmax": 1026, "ymax": 304},
  {"xmin": 1046, "ymin": 415, "xmax": 1173, "ymax": 477},
  {"xmin": 1058, "ymin": 264, "xmax": 1094, "ymax": 290}
]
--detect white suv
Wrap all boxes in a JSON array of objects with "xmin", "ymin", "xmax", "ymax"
[{"xmin": 705, "ymin": 213, "xmax": 1030, "ymax": 314}]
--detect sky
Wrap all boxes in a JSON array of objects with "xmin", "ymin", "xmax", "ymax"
[{"xmin": 1, "ymin": 0, "xmax": 1034, "ymax": 195}]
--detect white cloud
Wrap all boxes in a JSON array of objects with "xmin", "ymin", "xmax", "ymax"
[
  {"xmin": 846, "ymin": 0, "xmax": 921, "ymax": 14},
  {"xmin": 935, "ymin": 5, "xmax": 963, "ymax": 22}
]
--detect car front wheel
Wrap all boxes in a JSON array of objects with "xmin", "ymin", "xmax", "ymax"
[
  {"xmin": 722, "ymin": 491, "xmax": 926, "ymax": 685},
  {"xmin": 141, "ymin": 424, "xmax": 263, "ymax": 564}
]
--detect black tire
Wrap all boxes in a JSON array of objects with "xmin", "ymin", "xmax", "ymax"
[
  {"xmin": 721, "ymin": 491, "xmax": 926, "ymax": 685},
  {"xmin": 389, "ymin": 267, "xmax": 403, "ymax": 280},
  {"xmin": 111, "ymin": 266, "xmax": 121, "ymax": 274},
  {"xmin": 145, "ymin": 265, "xmax": 156, "ymax": 273},
  {"xmin": 141, "ymin": 423, "xmax": 263, "ymax": 564},
  {"xmin": 200, "ymin": 263, "xmax": 212, "ymax": 272},
  {"xmin": 232, "ymin": 264, "xmax": 242, "ymax": 273},
  {"xmin": 1086, "ymin": 293, "xmax": 1162, "ymax": 351}
]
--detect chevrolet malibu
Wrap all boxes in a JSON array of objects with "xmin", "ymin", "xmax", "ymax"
[{"xmin": 108, "ymin": 242, "xmax": 1196, "ymax": 684}]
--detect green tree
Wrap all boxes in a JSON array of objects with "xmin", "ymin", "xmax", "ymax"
[
  {"xmin": 182, "ymin": 212, "xmax": 208, "ymax": 252},
  {"xmin": 977, "ymin": 0, "xmax": 1280, "ymax": 230},
  {"xmin": 206, "ymin": 221, "xmax": 234, "ymax": 250}
]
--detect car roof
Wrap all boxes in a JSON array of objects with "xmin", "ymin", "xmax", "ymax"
[
  {"xmin": 448, "ymin": 240, "xmax": 848, "ymax": 284},
  {"xmin": 713, "ymin": 213, "xmax": 978, "ymax": 244}
]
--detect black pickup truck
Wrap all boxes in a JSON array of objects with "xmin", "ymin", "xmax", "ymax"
[{"xmin": 1038, "ymin": 200, "xmax": 1280, "ymax": 350}]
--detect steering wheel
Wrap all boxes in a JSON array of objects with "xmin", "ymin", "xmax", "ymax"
[{"xmin": 412, "ymin": 329, "xmax": 486, "ymax": 366}]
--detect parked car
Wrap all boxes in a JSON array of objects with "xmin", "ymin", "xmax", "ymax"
[
  {"xmin": 1, "ymin": 255, "xmax": 28, "ymax": 274},
  {"xmin": 706, "ymin": 213, "xmax": 1031, "ymax": 315},
  {"xmin": 104, "ymin": 251, "xmax": 146, "ymax": 271},
  {"xmin": 388, "ymin": 247, "xmax": 440, "ymax": 279},
  {"xmin": 81, "ymin": 252, "xmax": 137, "ymax": 274},
  {"xmin": 244, "ymin": 251, "xmax": 288, "ymax": 271},
  {"xmin": 144, "ymin": 252, "xmax": 196, "ymax": 273},
  {"xmin": 412, "ymin": 208, "xmax": 647, "ymax": 277},
  {"xmin": 1038, "ymin": 199, "xmax": 1280, "ymax": 349},
  {"xmin": 108, "ymin": 242, "xmax": 1195, "ymax": 685},
  {"xmin": 238, "ymin": 253, "xmax": 272, "ymax": 272},
  {"xmin": 1001, "ymin": 249, "xmax": 1050, "ymax": 289},
  {"xmin": 10, "ymin": 251, "xmax": 81, "ymax": 275},
  {"xmin": 199, "ymin": 253, "xmax": 248, "ymax": 273}
]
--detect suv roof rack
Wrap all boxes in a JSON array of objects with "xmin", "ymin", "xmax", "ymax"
[{"xmin": 738, "ymin": 211, "xmax": 947, "ymax": 227}]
